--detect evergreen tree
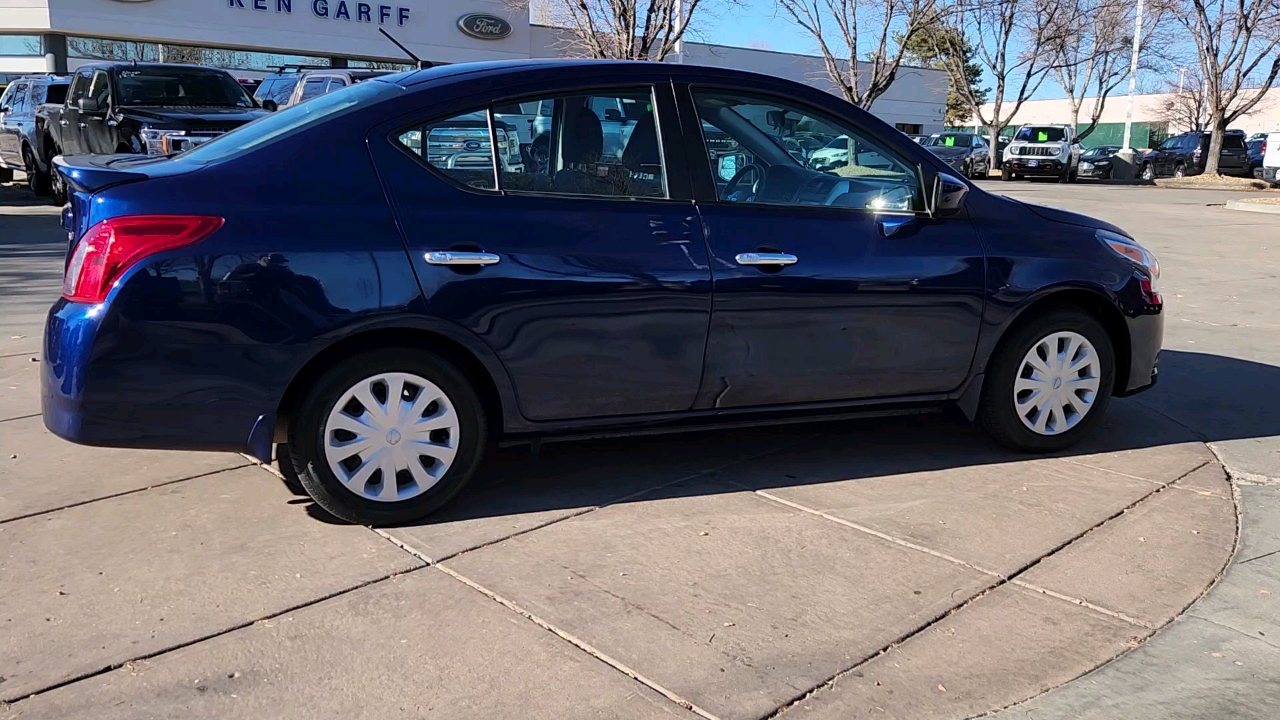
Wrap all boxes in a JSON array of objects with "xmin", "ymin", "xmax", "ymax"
[{"xmin": 900, "ymin": 23, "xmax": 987, "ymax": 127}]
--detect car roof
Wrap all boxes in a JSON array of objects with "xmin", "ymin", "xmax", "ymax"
[
  {"xmin": 387, "ymin": 59, "xmax": 831, "ymax": 92},
  {"xmin": 75, "ymin": 62, "xmax": 229, "ymax": 73}
]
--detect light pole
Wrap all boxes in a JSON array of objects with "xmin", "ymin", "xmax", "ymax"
[
  {"xmin": 1116, "ymin": 0, "xmax": 1145, "ymax": 178},
  {"xmin": 1176, "ymin": 66, "xmax": 1188, "ymax": 95}
]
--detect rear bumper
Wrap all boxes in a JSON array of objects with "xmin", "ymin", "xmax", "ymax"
[
  {"xmin": 1263, "ymin": 167, "xmax": 1279, "ymax": 184},
  {"xmin": 42, "ymin": 298, "xmax": 277, "ymax": 454},
  {"xmin": 1004, "ymin": 158, "xmax": 1066, "ymax": 176}
]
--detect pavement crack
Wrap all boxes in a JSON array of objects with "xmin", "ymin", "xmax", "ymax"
[
  {"xmin": 1238, "ymin": 547, "xmax": 1280, "ymax": 564},
  {"xmin": 0, "ymin": 462, "xmax": 256, "ymax": 526},
  {"xmin": 433, "ymin": 563, "xmax": 723, "ymax": 720},
  {"xmin": 1008, "ymin": 580, "xmax": 1155, "ymax": 629},
  {"xmin": 0, "ymin": 564, "xmax": 428, "ymax": 706},
  {"xmin": 0, "ymin": 412, "xmax": 40, "ymax": 424},
  {"xmin": 1182, "ymin": 613, "xmax": 1280, "ymax": 650}
]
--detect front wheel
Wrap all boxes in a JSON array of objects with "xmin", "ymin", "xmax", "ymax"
[
  {"xmin": 1173, "ymin": 163, "xmax": 1186, "ymax": 178},
  {"xmin": 977, "ymin": 308, "xmax": 1115, "ymax": 452},
  {"xmin": 1001, "ymin": 167, "xmax": 1013, "ymax": 181},
  {"xmin": 287, "ymin": 348, "xmax": 488, "ymax": 525},
  {"xmin": 1140, "ymin": 163, "xmax": 1155, "ymax": 181}
]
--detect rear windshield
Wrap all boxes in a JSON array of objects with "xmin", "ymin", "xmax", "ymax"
[
  {"xmin": 43, "ymin": 83, "xmax": 69, "ymax": 105},
  {"xmin": 175, "ymin": 80, "xmax": 400, "ymax": 165},
  {"xmin": 116, "ymin": 68, "xmax": 254, "ymax": 108},
  {"xmin": 1015, "ymin": 126, "xmax": 1067, "ymax": 143},
  {"xmin": 1222, "ymin": 135, "xmax": 1246, "ymax": 150}
]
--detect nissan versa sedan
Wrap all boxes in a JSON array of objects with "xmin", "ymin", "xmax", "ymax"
[{"xmin": 43, "ymin": 61, "xmax": 1163, "ymax": 526}]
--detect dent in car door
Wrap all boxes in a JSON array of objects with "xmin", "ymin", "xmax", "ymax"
[{"xmin": 371, "ymin": 82, "xmax": 713, "ymax": 422}]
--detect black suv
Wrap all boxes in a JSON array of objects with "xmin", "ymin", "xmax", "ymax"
[{"xmin": 1139, "ymin": 131, "xmax": 1250, "ymax": 179}]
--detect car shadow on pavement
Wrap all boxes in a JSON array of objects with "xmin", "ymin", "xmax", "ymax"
[{"xmin": 356, "ymin": 349, "xmax": 1280, "ymax": 531}]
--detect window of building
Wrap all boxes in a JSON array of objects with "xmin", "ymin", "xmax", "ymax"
[
  {"xmin": 492, "ymin": 88, "xmax": 667, "ymax": 199},
  {"xmin": 0, "ymin": 36, "xmax": 42, "ymax": 56},
  {"xmin": 895, "ymin": 123, "xmax": 923, "ymax": 134},
  {"xmin": 67, "ymin": 36, "xmax": 325, "ymax": 71},
  {"xmin": 396, "ymin": 109, "xmax": 499, "ymax": 191},
  {"xmin": 690, "ymin": 88, "xmax": 920, "ymax": 212}
]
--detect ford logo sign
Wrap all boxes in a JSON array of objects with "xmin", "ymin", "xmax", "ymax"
[
  {"xmin": 463, "ymin": 140, "xmax": 483, "ymax": 151},
  {"xmin": 457, "ymin": 13, "xmax": 512, "ymax": 40}
]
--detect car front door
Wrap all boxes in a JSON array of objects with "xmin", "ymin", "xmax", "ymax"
[
  {"xmin": 60, "ymin": 70, "xmax": 91, "ymax": 155},
  {"xmin": 678, "ymin": 85, "xmax": 985, "ymax": 408},
  {"xmin": 81, "ymin": 70, "xmax": 115, "ymax": 154},
  {"xmin": 0, "ymin": 81, "xmax": 26, "ymax": 166},
  {"xmin": 372, "ymin": 82, "xmax": 713, "ymax": 421}
]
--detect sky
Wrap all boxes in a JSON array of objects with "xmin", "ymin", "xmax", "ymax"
[{"xmin": 687, "ymin": 0, "xmax": 1170, "ymax": 103}]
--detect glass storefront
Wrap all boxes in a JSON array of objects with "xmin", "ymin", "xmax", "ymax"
[
  {"xmin": 67, "ymin": 36, "xmax": 326, "ymax": 71},
  {"xmin": 0, "ymin": 35, "xmax": 42, "ymax": 56}
]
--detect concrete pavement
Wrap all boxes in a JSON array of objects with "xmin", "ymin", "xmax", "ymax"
[{"xmin": 1, "ymin": 177, "xmax": 1274, "ymax": 719}]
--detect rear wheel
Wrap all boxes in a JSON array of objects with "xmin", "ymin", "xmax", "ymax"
[
  {"xmin": 977, "ymin": 308, "xmax": 1115, "ymax": 452},
  {"xmin": 49, "ymin": 149, "xmax": 67, "ymax": 205},
  {"xmin": 22, "ymin": 146, "xmax": 50, "ymax": 196},
  {"xmin": 1140, "ymin": 162, "xmax": 1155, "ymax": 181},
  {"xmin": 287, "ymin": 348, "xmax": 488, "ymax": 526}
]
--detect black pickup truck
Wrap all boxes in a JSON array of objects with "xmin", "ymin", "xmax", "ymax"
[{"xmin": 35, "ymin": 62, "xmax": 267, "ymax": 201}]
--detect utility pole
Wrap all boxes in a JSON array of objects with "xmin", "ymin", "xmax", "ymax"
[
  {"xmin": 674, "ymin": 0, "xmax": 684, "ymax": 63},
  {"xmin": 1116, "ymin": 0, "xmax": 1145, "ymax": 177},
  {"xmin": 1175, "ymin": 66, "xmax": 1188, "ymax": 95}
]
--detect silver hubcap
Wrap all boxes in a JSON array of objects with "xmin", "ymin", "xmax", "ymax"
[
  {"xmin": 1014, "ymin": 331, "xmax": 1102, "ymax": 436},
  {"xmin": 323, "ymin": 372, "xmax": 459, "ymax": 502}
]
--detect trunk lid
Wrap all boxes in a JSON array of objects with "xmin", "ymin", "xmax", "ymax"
[{"xmin": 54, "ymin": 154, "xmax": 198, "ymax": 255}]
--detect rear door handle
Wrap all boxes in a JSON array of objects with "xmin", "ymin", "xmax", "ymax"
[
  {"xmin": 59, "ymin": 119, "xmax": 69, "ymax": 126},
  {"xmin": 735, "ymin": 252, "xmax": 798, "ymax": 266},
  {"xmin": 425, "ymin": 251, "xmax": 501, "ymax": 266}
]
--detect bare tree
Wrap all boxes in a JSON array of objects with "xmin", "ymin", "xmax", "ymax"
[
  {"xmin": 1175, "ymin": 0, "xmax": 1280, "ymax": 174},
  {"xmin": 1154, "ymin": 75, "xmax": 1209, "ymax": 132},
  {"xmin": 934, "ymin": 0, "xmax": 1083, "ymax": 158},
  {"xmin": 1050, "ymin": 0, "xmax": 1157, "ymax": 141},
  {"xmin": 776, "ymin": 0, "xmax": 938, "ymax": 109},
  {"xmin": 536, "ymin": 0, "xmax": 715, "ymax": 60}
]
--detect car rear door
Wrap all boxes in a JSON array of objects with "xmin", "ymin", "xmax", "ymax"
[
  {"xmin": 676, "ymin": 84, "xmax": 984, "ymax": 408},
  {"xmin": 371, "ymin": 80, "xmax": 713, "ymax": 422},
  {"xmin": 1219, "ymin": 134, "xmax": 1248, "ymax": 174},
  {"xmin": 0, "ymin": 81, "xmax": 26, "ymax": 165}
]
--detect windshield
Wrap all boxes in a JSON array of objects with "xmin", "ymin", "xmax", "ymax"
[
  {"xmin": 1015, "ymin": 126, "xmax": 1067, "ymax": 143},
  {"xmin": 1082, "ymin": 146, "xmax": 1118, "ymax": 158},
  {"xmin": 176, "ymin": 80, "xmax": 400, "ymax": 165},
  {"xmin": 116, "ymin": 68, "xmax": 254, "ymax": 108},
  {"xmin": 925, "ymin": 134, "xmax": 973, "ymax": 148}
]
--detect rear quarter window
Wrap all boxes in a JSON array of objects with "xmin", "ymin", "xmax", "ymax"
[
  {"xmin": 43, "ymin": 83, "xmax": 68, "ymax": 105},
  {"xmin": 1223, "ymin": 136, "xmax": 1246, "ymax": 150}
]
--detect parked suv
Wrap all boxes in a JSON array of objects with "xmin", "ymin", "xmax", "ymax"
[
  {"xmin": 1247, "ymin": 136, "xmax": 1266, "ymax": 178},
  {"xmin": 254, "ymin": 67, "xmax": 396, "ymax": 111},
  {"xmin": 1138, "ymin": 130, "xmax": 1250, "ymax": 179},
  {"xmin": 1001, "ymin": 125, "xmax": 1081, "ymax": 182},
  {"xmin": 0, "ymin": 74, "xmax": 70, "ymax": 191}
]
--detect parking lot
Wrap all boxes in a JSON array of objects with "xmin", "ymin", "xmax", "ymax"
[{"xmin": 2, "ymin": 178, "xmax": 1278, "ymax": 719}]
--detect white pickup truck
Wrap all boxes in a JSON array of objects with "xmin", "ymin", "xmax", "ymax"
[{"xmin": 1263, "ymin": 132, "xmax": 1280, "ymax": 187}]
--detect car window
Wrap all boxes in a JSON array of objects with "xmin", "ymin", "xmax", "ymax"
[
  {"xmin": 43, "ymin": 83, "xmax": 68, "ymax": 106},
  {"xmin": 6, "ymin": 83, "xmax": 27, "ymax": 113},
  {"xmin": 327, "ymin": 77, "xmax": 348, "ymax": 91},
  {"xmin": 69, "ymin": 71, "xmax": 91, "ymax": 103},
  {"xmin": 492, "ymin": 88, "xmax": 667, "ymax": 199},
  {"xmin": 177, "ymin": 79, "xmax": 399, "ymax": 166},
  {"xmin": 690, "ymin": 88, "xmax": 920, "ymax": 212},
  {"xmin": 1222, "ymin": 135, "xmax": 1246, "ymax": 150},
  {"xmin": 88, "ymin": 70, "xmax": 110, "ymax": 107},
  {"xmin": 298, "ymin": 77, "xmax": 328, "ymax": 103},
  {"xmin": 395, "ymin": 108, "xmax": 499, "ymax": 192},
  {"xmin": 1015, "ymin": 126, "xmax": 1066, "ymax": 142},
  {"xmin": 116, "ymin": 68, "xmax": 253, "ymax": 108},
  {"xmin": 262, "ymin": 76, "xmax": 298, "ymax": 105},
  {"xmin": 253, "ymin": 78, "xmax": 276, "ymax": 101},
  {"xmin": 926, "ymin": 134, "xmax": 974, "ymax": 148}
]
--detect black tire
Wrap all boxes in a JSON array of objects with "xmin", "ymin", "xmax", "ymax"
[
  {"xmin": 286, "ymin": 348, "xmax": 489, "ymax": 526},
  {"xmin": 49, "ymin": 150, "xmax": 67, "ymax": 205},
  {"xmin": 1001, "ymin": 166, "xmax": 1013, "ymax": 181},
  {"xmin": 23, "ymin": 146, "xmax": 51, "ymax": 197},
  {"xmin": 1058, "ymin": 165, "xmax": 1072, "ymax": 183},
  {"xmin": 977, "ymin": 307, "xmax": 1115, "ymax": 453},
  {"xmin": 1140, "ymin": 163, "xmax": 1155, "ymax": 181},
  {"xmin": 1173, "ymin": 162, "xmax": 1186, "ymax": 178}
]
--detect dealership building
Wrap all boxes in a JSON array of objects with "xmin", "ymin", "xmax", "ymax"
[{"xmin": 0, "ymin": 0, "xmax": 948, "ymax": 133}]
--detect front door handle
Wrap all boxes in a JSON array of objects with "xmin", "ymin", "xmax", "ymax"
[
  {"xmin": 425, "ymin": 251, "xmax": 501, "ymax": 266},
  {"xmin": 735, "ymin": 252, "xmax": 798, "ymax": 266},
  {"xmin": 59, "ymin": 119, "xmax": 69, "ymax": 126}
]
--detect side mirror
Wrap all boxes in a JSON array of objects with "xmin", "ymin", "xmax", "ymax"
[
  {"xmin": 261, "ymin": 99, "xmax": 278, "ymax": 112},
  {"xmin": 78, "ymin": 97, "xmax": 101, "ymax": 114},
  {"xmin": 602, "ymin": 108, "xmax": 622, "ymax": 122},
  {"xmin": 930, "ymin": 172, "xmax": 968, "ymax": 217}
]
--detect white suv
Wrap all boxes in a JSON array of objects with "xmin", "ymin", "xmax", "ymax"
[
  {"xmin": 1263, "ymin": 132, "xmax": 1280, "ymax": 187},
  {"xmin": 1001, "ymin": 125, "xmax": 1082, "ymax": 182}
]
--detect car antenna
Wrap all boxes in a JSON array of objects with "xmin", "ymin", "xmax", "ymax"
[{"xmin": 379, "ymin": 28, "xmax": 432, "ymax": 69}]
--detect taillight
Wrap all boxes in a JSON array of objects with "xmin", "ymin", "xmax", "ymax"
[
  {"xmin": 1138, "ymin": 274, "xmax": 1162, "ymax": 306},
  {"xmin": 62, "ymin": 215, "xmax": 224, "ymax": 303}
]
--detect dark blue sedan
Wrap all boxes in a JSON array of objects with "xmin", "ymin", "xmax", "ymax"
[{"xmin": 43, "ymin": 61, "xmax": 1163, "ymax": 525}]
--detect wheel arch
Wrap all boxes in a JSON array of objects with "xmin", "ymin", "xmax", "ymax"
[
  {"xmin": 989, "ymin": 287, "xmax": 1132, "ymax": 395},
  {"xmin": 274, "ymin": 326, "xmax": 510, "ymax": 444}
]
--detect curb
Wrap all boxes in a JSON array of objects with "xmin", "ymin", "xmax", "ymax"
[{"xmin": 1226, "ymin": 199, "xmax": 1280, "ymax": 215}]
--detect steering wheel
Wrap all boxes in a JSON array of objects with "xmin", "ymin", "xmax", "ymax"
[{"xmin": 723, "ymin": 163, "xmax": 765, "ymax": 200}]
